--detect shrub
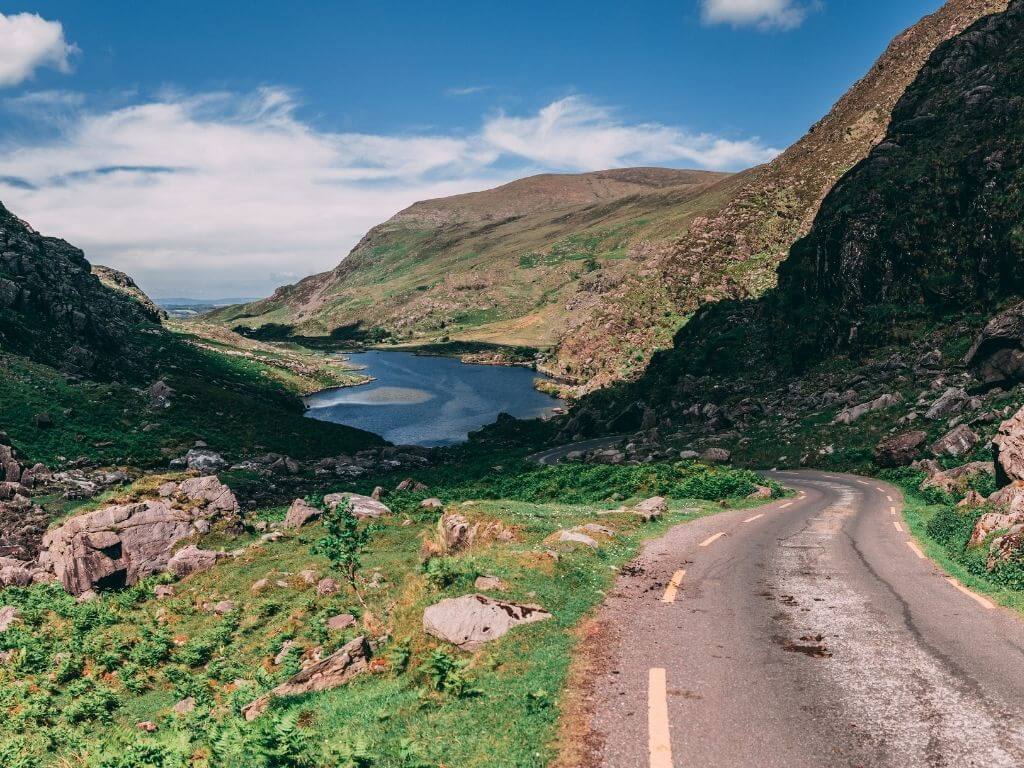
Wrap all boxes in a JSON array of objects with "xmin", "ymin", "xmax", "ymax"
[
  {"xmin": 422, "ymin": 649, "xmax": 479, "ymax": 698},
  {"xmin": 312, "ymin": 498, "xmax": 371, "ymax": 589}
]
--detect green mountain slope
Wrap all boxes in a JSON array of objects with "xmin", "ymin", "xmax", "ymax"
[{"xmin": 209, "ymin": 168, "xmax": 733, "ymax": 349}]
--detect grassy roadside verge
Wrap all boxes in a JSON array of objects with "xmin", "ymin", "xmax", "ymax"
[
  {"xmin": 0, "ymin": 464, "xmax": 778, "ymax": 767},
  {"xmin": 882, "ymin": 472, "xmax": 1024, "ymax": 615}
]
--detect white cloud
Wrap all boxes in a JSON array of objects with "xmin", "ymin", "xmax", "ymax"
[
  {"xmin": 701, "ymin": 0, "xmax": 818, "ymax": 30},
  {"xmin": 445, "ymin": 85, "xmax": 491, "ymax": 97},
  {"xmin": 0, "ymin": 12, "xmax": 78, "ymax": 87},
  {"xmin": 0, "ymin": 90, "xmax": 778, "ymax": 297}
]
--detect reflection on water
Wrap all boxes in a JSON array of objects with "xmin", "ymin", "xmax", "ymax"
[{"xmin": 304, "ymin": 350, "xmax": 563, "ymax": 446}]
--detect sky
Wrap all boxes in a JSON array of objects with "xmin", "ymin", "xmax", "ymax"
[{"xmin": 0, "ymin": 0, "xmax": 948, "ymax": 299}]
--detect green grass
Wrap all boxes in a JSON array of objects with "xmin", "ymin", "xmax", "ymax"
[{"xmin": 0, "ymin": 462, "xmax": 773, "ymax": 767}]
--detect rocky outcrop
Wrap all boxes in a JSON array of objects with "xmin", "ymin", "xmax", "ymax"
[
  {"xmin": 283, "ymin": 498, "xmax": 321, "ymax": 529},
  {"xmin": 966, "ymin": 300, "xmax": 1024, "ymax": 389},
  {"xmin": 634, "ymin": 496, "xmax": 667, "ymax": 521},
  {"xmin": 167, "ymin": 545, "xmax": 228, "ymax": 578},
  {"xmin": 0, "ymin": 202, "xmax": 162, "ymax": 379},
  {"xmin": 91, "ymin": 264, "xmax": 167, "ymax": 320},
  {"xmin": 993, "ymin": 406, "xmax": 1024, "ymax": 486},
  {"xmin": 920, "ymin": 461, "xmax": 994, "ymax": 495},
  {"xmin": 243, "ymin": 636, "xmax": 372, "ymax": 720},
  {"xmin": 38, "ymin": 476, "xmax": 239, "ymax": 595},
  {"xmin": 875, "ymin": 431, "xmax": 928, "ymax": 467},
  {"xmin": 423, "ymin": 594, "xmax": 552, "ymax": 651}
]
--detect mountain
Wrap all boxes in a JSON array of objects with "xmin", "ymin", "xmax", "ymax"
[
  {"xmin": 211, "ymin": 0, "xmax": 1007, "ymax": 393},
  {"xmin": 209, "ymin": 168, "xmax": 732, "ymax": 349},
  {"xmin": 0, "ymin": 203, "xmax": 162, "ymax": 381},
  {"xmin": 557, "ymin": 0, "xmax": 1024, "ymax": 469},
  {"xmin": 550, "ymin": 0, "xmax": 1011, "ymax": 390},
  {"xmin": 91, "ymin": 264, "xmax": 168, "ymax": 321}
]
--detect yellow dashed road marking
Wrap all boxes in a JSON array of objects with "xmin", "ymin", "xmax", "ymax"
[
  {"xmin": 946, "ymin": 577, "xmax": 995, "ymax": 610},
  {"xmin": 648, "ymin": 668, "xmax": 673, "ymax": 768},
  {"xmin": 661, "ymin": 570, "xmax": 686, "ymax": 604},
  {"xmin": 699, "ymin": 532, "xmax": 726, "ymax": 548}
]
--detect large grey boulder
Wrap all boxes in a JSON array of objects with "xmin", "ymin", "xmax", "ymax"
[
  {"xmin": 184, "ymin": 449, "xmax": 227, "ymax": 473},
  {"xmin": 994, "ymin": 406, "xmax": 1024, "ymax": 486},
  {"xmin": 323, "ymin": 492, "xmax": 391, "ymax": 519},
  {"xmin": 966, "ymin": 300, "xmax": 1024, "ymax": 389},
  {"xmin": 39, "ymin": 476, "xmax": 239, "ymax": 595},
  {"xmin": 423, "ymin": 594, "xmax": 552, "ymax": 651},
  {"xmin": 925, "ymin": 387, "xmax": 969, "ymax": 420},
  {"xmin": 634, "ymin": 496, "xmax": 667, "ymax": 521},
  {"xmin": 930, "ymin": 424, "xmax": 980, "ymax": 458},
  {"xmin": 243, "ymin": 636, "xmax": 372, "ymax": 720},
  {"xmin": 833, "ymin": 393, "xmax": 902, "ymax": 425},
  {"xmin": 700, "ymin": 448, "xmax": 732, "ymax": 464}
]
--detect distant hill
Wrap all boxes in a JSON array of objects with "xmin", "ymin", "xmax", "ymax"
[{"xmin": 208, "ymin": 168, "xmax": 733, "ymax": 349}]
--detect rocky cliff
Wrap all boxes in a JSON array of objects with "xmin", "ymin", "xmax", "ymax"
[{"xmin": 0, "ymin": 203, "xmax": 163, "ymax": 380}]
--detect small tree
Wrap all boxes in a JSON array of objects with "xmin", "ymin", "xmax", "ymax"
[{"xmin": 311, "ymin": 498, "xmax": 371, "ymax": 593}]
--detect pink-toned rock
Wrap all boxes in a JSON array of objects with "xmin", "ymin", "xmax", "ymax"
[
  {"xmin": 172, "ymin": 697, "xmax": 195, "ymax": 715},
  {"xmin": 316, "ymin": 577, "xmax": 339, "ymax": 596},
  {"xmin": 423, "ymin": 594, "xmax": 551, "ymax": 651},
  {"xmin": 930, "ymin": 424, "xmax": 980, "ymax": 458},
  {"xmin": 958, "ymin": 490, "xmax": 985, "ymax": 508},
  {"xmin": 212, "ymin": 600, "xmax": 236, "ymax": 615},
  {"xmin": 474, "ymin": 575, "xmax": 505, "ymax": 591},
  {"xmin": 0, "ymin": 606, "xmax": 19, "ymax": 632},
  {"xmin": 283, "ymin": 498, "xmax": 321, "ymax": 529},
  {"xmin": 167, "ymin": 545, "xmax": 227, "ymax": 578},
  {"xmin": 994, "ymin": 406, "xmax": 1024, "ymax": 486},
  {"xmin": 634, "ymin": 496, "xmax": 667, "ymax": 521},
  {"xmin": 396, "ymin": 478, "xmax": 428, "ymax": 493},
  {"xmin": 298, "ymin": 569, "xmax": 319, "ymax": 586},
  {"xmin": 420, "ymin": 497, "xmax": 444, "ymax": 510},
  {"xmin": 243, "ymin": 636, "xmax": 372, "ymax": 720},
  {"xmin": 39, "ymin": 476, "xmax": 239, "ymax": 595},
  {"xmin": 326, "ymin": 613, "xmax": 356, "ymax": 631},
  {"xmin": 874, "ymin": 431, "xmax": 928, "ymax": 467},
  {"xmin": 251, "ymin": 578, "xmax": 271, "ymax": 594},
  {"xmin": 154, "ymin": 584, "xmax": 175, "ymax": 599},
  {"xmin": 136, "ymin": 721, "xmax": 158, "ymax": 732},
  {"xmin": 920, "ymin": 462, "xmax": 994, "ymax": 495}
]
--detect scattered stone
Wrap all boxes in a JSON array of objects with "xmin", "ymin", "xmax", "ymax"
[
  {"xmin": 184, "ymin": 448, "xmax": 226, "ymax": 473},
  {"xmin": 136, "ymin": 721, "xmax": 158, "ymax": 733},
  {"xmin": 396, "ymin": 478, "xmax": 428, "ymax": 492},
  {"xmin": 700, "ymin": 448, "xmax": 732, "ymax": 464},
  {"xmin": 420, "ymin": 497, "xmax": 444, "ymax": 510},
  {"xmin": 747, "ymin": 485, "xmax": 773, "ymax": 500},
  {"xmin": 323, "ymin": 493, "xmax": 391, "ymax": 519},
  {"xmin": 167, "ymin": 545, "xmax": 227, "ymax": 578},
  {"xmin": 958, "ymin": 490, "xmax": 985, "ymax": 508},
  {"xmin": 925, "ymin": 387, "xmax": 969, "ymax": 420},
  {"xmin": 474, "ymin": 575, "xmax": 505, "ymax": 591},
  {"xmin": 930, "ymin": 424, "xmax": 980, "ymax": 458},
  {"xmin": 556, "ymin": 530, "xmax": 598, "ymax": 548},
  {"xmin": 679, "ymin": 450, "xmax": 700, "ymax": 460},
  {"xmin": 874, "ymin": 430, "xmax": 928, "ymax": 467},
  {"xmin": 172, "ymin": 697, "xmax": 195, "ymax": 715},
  {"xmin": 316, "ymin": 578, "xmax": 339, "ymax": 596},
  {"xmin": 920, "ymin": 461, "xmax": 994, "ymax": 495},
  {"xmin": 274, "ymin": 640, "xmax": 296, "ymax": 666},
  {"xmin": 154, "ymin": 585, "xmax": 175, "ymax": 599},
  {"xmin": 212, "ymin": 600, "xmax": 236, "ymax": 615},
  {"xmin": 326, "ymin": 613, "xmax": 356, "ymax": 631},
  {"xmin": 634, "ymin": 496, "xmax": 667, "ymax": 521},
  {"xmin": 423, "ymin": 594, "xmax": 551, "ymax": 651},
  {"xmin": 251, "ymin": 578, "xmax": 271, "ymax": 594},
  {"xmin": 298, "ymin": 569, "xmax": 319, "ymax": 586},
  {"xmin": 243, "ymin": 636, "xmax": 372, "ymax": 720},
  {"xmin": 834, "ymin": 393, "xmax": 902, "ymax": 425},
  {"xmin": 148, "ymin": 380, "xmax": 174, "ymax": 410},
  {"xmin": 590, "ymin": 448, "xmax": 625, "ymax": 465},
  {"xmin": 283, "ymin": 498, "xmax": 321, "ymax": 529}
]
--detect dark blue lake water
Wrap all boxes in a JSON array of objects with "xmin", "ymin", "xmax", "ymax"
[{"xmin": 303, "ymin": 350, "xmax": 563, "ymax": 446}]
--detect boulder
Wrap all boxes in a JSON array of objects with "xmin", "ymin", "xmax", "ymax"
[
  {"xmin": 39, "ymin": 476, "xmax": 238, "ymax": 595},
  {"xmin": 316, "ymin": 577, "xmax": 339, "ymax": 596},
  {"xmin": 590, "ymin": 448, "xmax": 625, "ymax": 465},
  {"xmin": 184, "ymin": 449, "xmax": 227, "ymax": 473},
  {"xmin": 155, "ymin": 585, "xmax": 175, "ymax": 599},
  {"xmin": 925, "ymin": 388, "xmax": 969, "ymax": 420},
  {"xmin": 747, "ymin": 486, "xmax": 773, "ymax": 500},
  {"xmin": 834, "ymin": 393, "xmax": 902, "ymax": 425},
  {"xmin": 439, "ymin": 512, "xmax": 472, "ymax": 552},
  {"xmin": 148, "ymin": 380, "xmax": 174, "ymax": 410},
  {"xmin": 634, "ymin": 496, "xmax": 667, "ymax": 521},
  {"xmin": 965, "ymin": 300, "xmax": 1024, "ymax": 389},
  {"xmin": 212, "ymin": 600, "xmax": 236, "ymax": 615},
  {"xmin": 557, "ymin": 530, "xmax": 598, "ymax": 548},
  {"xmin": 396, "ymin": 478, "xmax": 428, "ymax": 493},
  {"xmin": 993, "ymin": 406, "xmax": 1024, "ymax": 486},
  {"xmin": 958, "ymin": 490, "xmax": 985, "ymax": 508},
  {"xmin": 700, "ymin": 448, "xmax": 732, "ymax": 464},
  {"xmin": 172, "ymin": 697, "xmax": 195, "ymax": 715},
  {"xmin": 283, "ymin": 498, "xmax": 321, "ymax": 529},
  {"xmin": 326, "ymin": 613, "xmax": 356, "ymax": 631},
  {"xmin": 930, "ymin": 424, "xmax": 980, "ymax": 458},
  {"xmin": 167, "ymin": 545, "xmax": 227, "ymax": 578},
  {"xmin": 874, "ymin": 431, "xmax": 928, "ymax": 467},
  {"xmin": 920, "ymin": 461, "xmax": 994, "ymax": 496},
  {"xmin": 0, "ymin": 558, "xmax": 34, "ymax": 587},
  {"xmin": 474, "ymin": 575, "xmax": 505, "ymax": 591},
  {"xmin": 420, "ymin": 497, "xmax": 444, "ymax": 510},
  {"xmin": 323, "ymin": 493, "xmax": 391, "ymax": 519},
  {"xmin": 243, "ymin": 636, "xmax": 372, "ymax": 720},
  {"xmin": 423, "ymin": 594, "xmax": 552, "ymax": 651}
]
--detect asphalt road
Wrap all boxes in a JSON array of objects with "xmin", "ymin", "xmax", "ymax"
[
  {"xmin": 587, "ymin": 470, "xmax": 1024, "ymax": 768},
  {"xmin": 527, "ymin": 435, "xmax": 627, "ymax": 466}
]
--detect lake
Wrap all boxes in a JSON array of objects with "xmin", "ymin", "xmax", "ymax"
[{"xmin": 304, "ymin": 350, "xmax": 564, "ymax": 446}]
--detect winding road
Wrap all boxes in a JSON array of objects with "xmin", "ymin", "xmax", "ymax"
[{"xmin": 584, "ymin": 470, "xmax": 1024, "ymax": 768}]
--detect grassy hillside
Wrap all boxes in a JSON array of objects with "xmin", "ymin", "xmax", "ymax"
[
  {"xmin": 209, "ymin": 168, "xmax": 732, "ymax": 351},
  {"xmin": 0, "ymin": 462, "xmax": 775, "ymax": 767}
]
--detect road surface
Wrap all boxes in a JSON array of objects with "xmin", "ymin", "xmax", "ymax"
[
  {"xmin": 585, "ymin": 470, "xmax": 1024, "ymax": 768},
  {"xmin": 528, "ymin": 435, "xmax": 626, "ymax": 466}
]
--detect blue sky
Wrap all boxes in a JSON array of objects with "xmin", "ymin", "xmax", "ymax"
[{"xmin": 0, "ymin": 0, "xmax": 947, "ymax": 298}]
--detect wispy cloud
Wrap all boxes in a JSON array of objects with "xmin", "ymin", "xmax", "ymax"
[
  {"xmin": 445, "ymin": 85, "xmax": 491, "ymax": 97},
  {"xmin": 0, "ymin": 12, "xmax": 78, "ymax": 87},
  {"xmin": 0, "ymin": 89, "xmax": 778, "ymax": 297},
  {"xmin": 701, "ymin": 0, "xmax": 819, "ymax": 31}
]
